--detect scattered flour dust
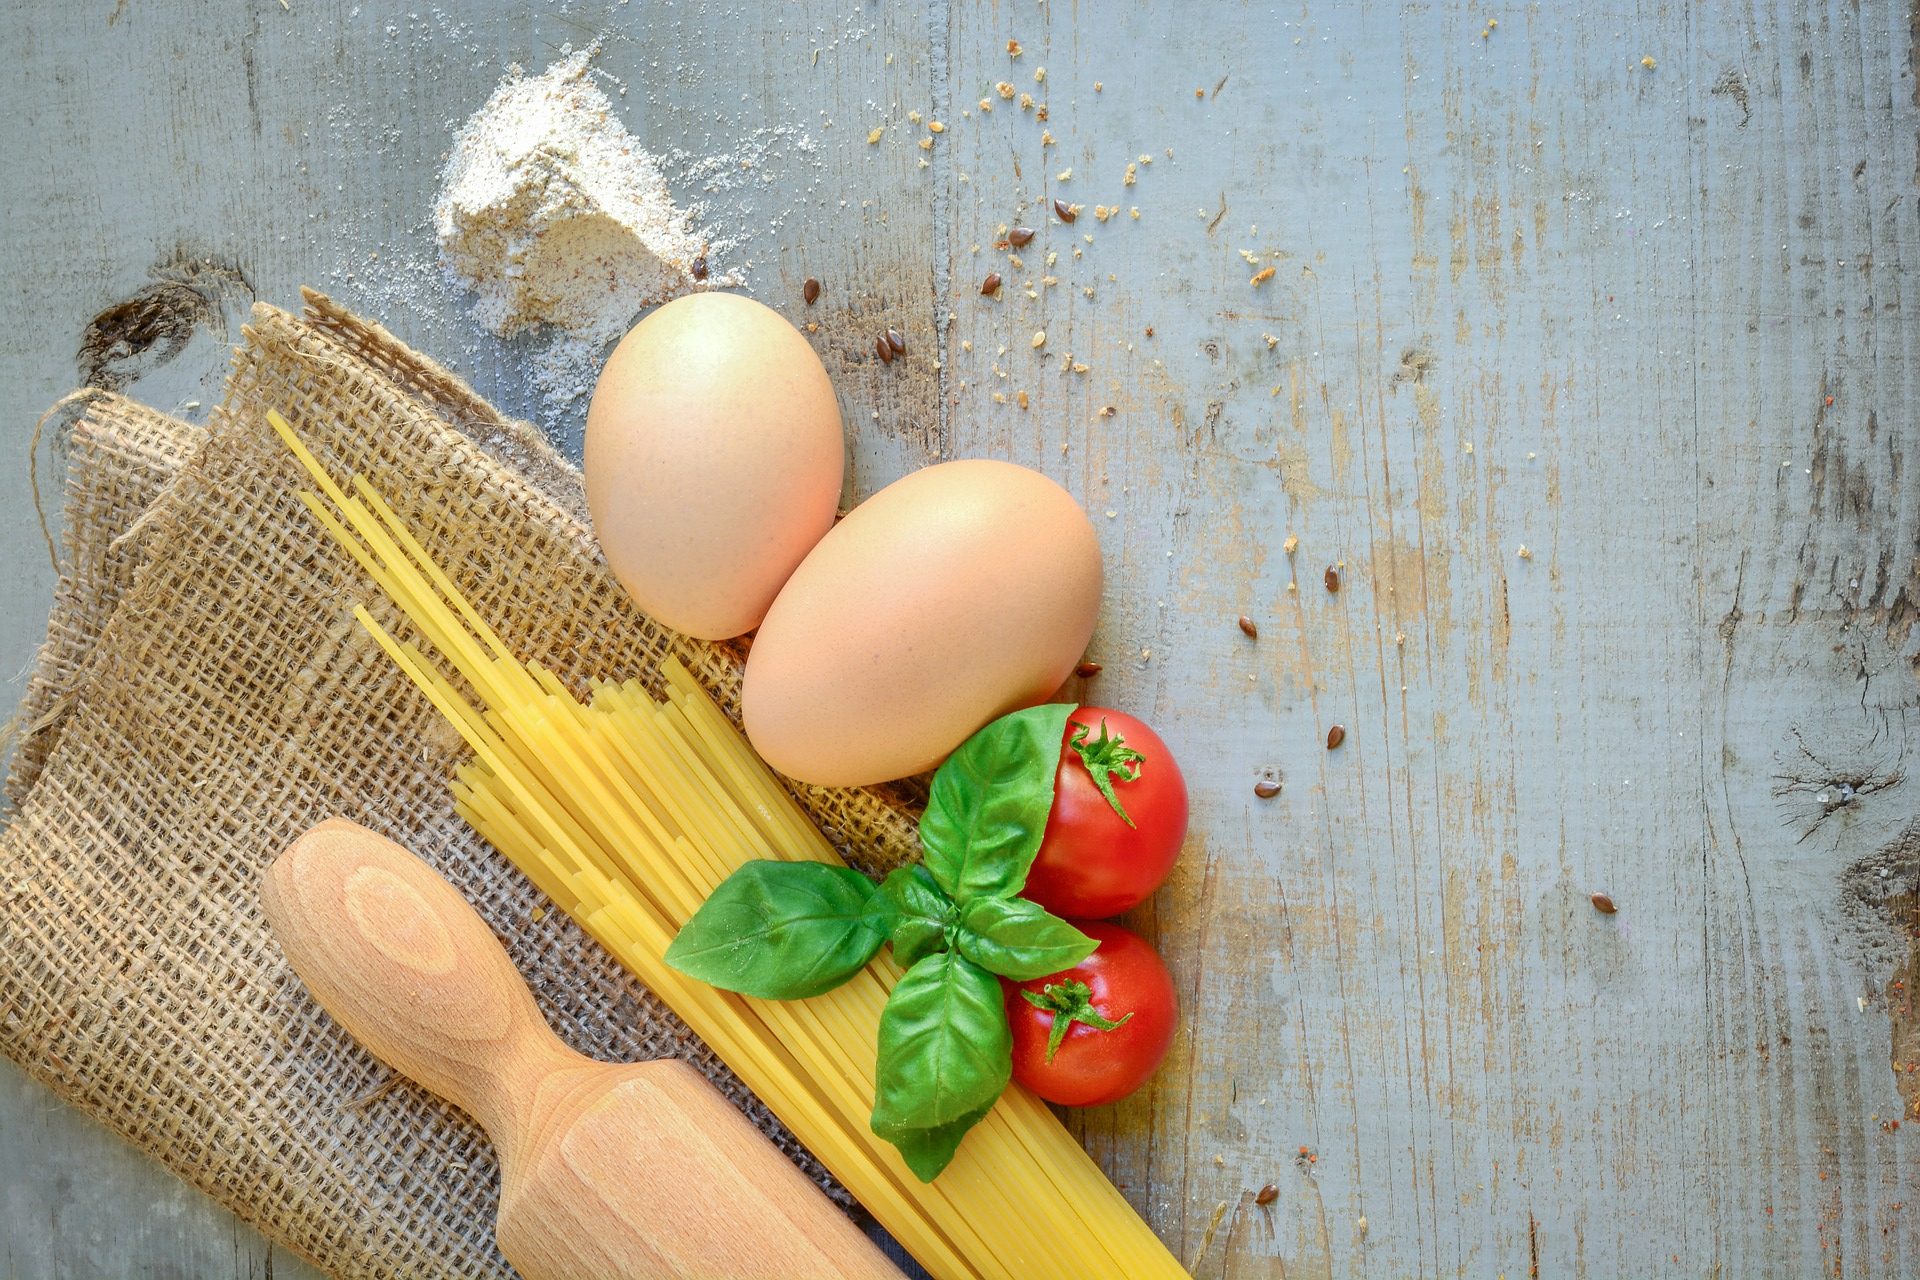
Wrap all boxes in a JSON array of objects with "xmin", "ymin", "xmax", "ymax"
[{"xmin": 434, "ymin": 48, "xmax": 738, "ymax": 406}]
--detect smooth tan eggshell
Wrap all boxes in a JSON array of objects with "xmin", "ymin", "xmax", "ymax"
[
  {"xmin": 742, "ymin": 459, "xmax": 1103, "ymax": 787},
  {"xmin": 585, "ymin": 293, "xmax": 844, "ymax": 640}
]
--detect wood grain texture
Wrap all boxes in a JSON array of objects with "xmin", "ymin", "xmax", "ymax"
[
  {"xmin": 2, "ymin": 1, "xmax": 1916, "ymax": 1277},
  {"xmin": 261, "ymin": 820, "xmax": 899, "ymax": 1280}
]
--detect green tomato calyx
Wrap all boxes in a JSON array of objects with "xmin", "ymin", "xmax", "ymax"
[
  {"xmin": 1020, "ymin": 978, "xmax": 1134, "ymax": 1063},
  {"xmin": 1069, "ymin": 718, "xmax": 1147, "ymax": 828}
]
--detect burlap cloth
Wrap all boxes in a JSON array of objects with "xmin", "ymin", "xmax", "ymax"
[{"xmin": 0, "ymin": 290, "xmax": 922, "ymax": 1279}]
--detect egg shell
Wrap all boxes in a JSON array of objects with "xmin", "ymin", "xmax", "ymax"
[
  {"xmin": 743, "ymin": 459, "xmax": 1103, "ymax": 786},
  {"xmin": 585, "ymin": 293, "xmax": 845, "ymax": 640}
]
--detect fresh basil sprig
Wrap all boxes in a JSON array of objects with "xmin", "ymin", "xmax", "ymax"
[
  {"xmin": 664, "ymin": 861, "xmax": 888, "ymax": 999},
  {"xmin": 665, "ymin": 702, "xmax": 1091, "ymax": 1181}
]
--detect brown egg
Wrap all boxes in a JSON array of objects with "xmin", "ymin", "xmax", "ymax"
[
  {"xmin": 743, "ymin": 460, "xmax": 1103, "ymax": 786},
  {"xmin": 585, "ymin": 293, "xmax": 844, "ymax": 639}
]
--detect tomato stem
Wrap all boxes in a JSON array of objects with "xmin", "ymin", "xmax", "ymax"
[
  {"xmin": 1069, "ymin": 718, "xmax": 1146, "ymax": 828},
  {"xmin": 1020, "ymin": 978, "xmax": 1134, "ymax": 1063}
]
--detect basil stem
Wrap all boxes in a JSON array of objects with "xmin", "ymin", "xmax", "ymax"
[{"xmin": 876, "ymin": 865, "xmax": 957, "ymax": 967}]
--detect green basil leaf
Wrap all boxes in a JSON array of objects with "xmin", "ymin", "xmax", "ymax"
[
  {"xmin": 953, "ymin": 896, "xmax": 1099, "ymax": 980},
  {"xmin": 919, "ymin": 703, "xmax": 1076, "ymax": 902},
  {"xmin": 875, "ymin": 1099, "xmax": 995, "ymax": 1183},
  {"xmin": 871, "ymin": 951, "xmax": 1011, "ymax": 1131},
  {"xmin": 665, "ymin": 861, "xmax": 885, "ymax": 999},
  {"xmin": 878, "ymin": 865, "xmax": 957, "ymax": 967}
]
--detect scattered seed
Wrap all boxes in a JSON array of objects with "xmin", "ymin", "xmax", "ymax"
[
  {"xmin": 875, "ymin": 335, "xmax": 894, "ymax": 364},
  {"xmin": 1008, "ymin": 226, "xmax": 1035, "ymax": 246},
  {"xmin": 1054, "ymin": 198, "xmax": 1078, "ymax": 223},
  {"xmin": 886, "ymin": 328, "xmax": 906, "ymax": 356},
  {"xmin": 1517, "ymin": 544, "xmax": 1533, "ymax": 560},
  {"xmin": 690, "ymin": 256, "xmax": 709, "ymax": 281},
  {"xmin": 1007, "ymin": 38, "xmax": 1022, "ymax": 57},
  {"xmin": 981, "ymin": 271, "xmax": 1003, "ymax": 295},
  {"xmin": 1255, "ymin": 1183, "xmax": 1279, "ymax": 1205},
  {"xmin": 802, "ymin": 277, "xmax": 821, "ymax": 305},
  {"xmin": 1075, "ymin": 660, "xmax": 1103, "ymax": 678},
  {"xmin": 1253, "ymin": 780, "xmax": 1281, "ymax": 800},
  {"xmin": 1016, "ymin": 390, "xmax": 1030, "ymax": 409},
  {"xmin": 1250, "ymin": 266, "xmax": 1275, "ymax": 286},
  {"xmin": 1238, "ymin": 615, "xmax": 1258, "ymax": 639},
  {"xmin": 1283, "ymin": 534, "xmax": 1299, "ymax": 555},
  {"xmin": 1324, "ymin": 566, "xmax": 1341, "ymax": 593},
  {"xmin": 1031, "ymin": 329, "xmax": 1047, "ymax": 348},
  {"xmin": 1326, "ymin": 724, "xmax": 1347, "ymax": 750},
  {"xmin": 928, "ymin": 120, "xmax": 945, "ymax": 133},
  {"xmin": 1591, "ymin": 892, "xmax": 1618, "ymax": 914},
  {"xmin": 1144, "ymin": 325, "xmax": 1155, "ymax": 337}
]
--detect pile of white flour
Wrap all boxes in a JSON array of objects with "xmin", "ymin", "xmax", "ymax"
[{"xmin": 435, "ymin": 50, "xmax": 731, "ymax": 404}]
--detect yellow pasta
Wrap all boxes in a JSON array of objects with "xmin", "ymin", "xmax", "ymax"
[{"xmin": 268, "ymin": 409, "xmax": 1188, "ymax": 1280}]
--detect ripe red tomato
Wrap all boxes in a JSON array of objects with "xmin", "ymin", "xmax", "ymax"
[
  {"xmin": 1020, "ymin": 707, "xmax": 1187, "ymax": 918},
  {"xmin": 1005, "ymin": 921, "xmax": 1178, "ymax": 1107}
]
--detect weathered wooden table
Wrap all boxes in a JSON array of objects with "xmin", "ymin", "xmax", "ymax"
[{"xmin": 4, "ymin": 2, "xmax": 1917, "ymax": 1276}]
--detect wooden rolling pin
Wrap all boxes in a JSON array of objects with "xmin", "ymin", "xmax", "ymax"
[{"xmin": 262, "ymin": 818, "xmax": 901, "ymax": 1280}]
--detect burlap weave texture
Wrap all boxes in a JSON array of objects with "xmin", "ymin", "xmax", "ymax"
[{"xmin": 1, "ymin": 290, "xmax": 920, "ymax": 1279}]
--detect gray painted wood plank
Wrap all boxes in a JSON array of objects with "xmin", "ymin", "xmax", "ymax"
[{"xmin": 3, "ymin": 1, "xmax": 1917, "ymax": 1277}]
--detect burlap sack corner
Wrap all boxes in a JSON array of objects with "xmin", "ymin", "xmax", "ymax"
[{"xmin": 0, "ymin": 291, "xmax": 920, "ymax": 1280}]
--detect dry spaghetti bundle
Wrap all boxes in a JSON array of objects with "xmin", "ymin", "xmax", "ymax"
[{"xmin": 267, "ymin": 410, "xmax": 1188, "ymax": 1280}]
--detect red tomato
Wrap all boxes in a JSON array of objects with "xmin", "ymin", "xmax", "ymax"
[
  {"xmin": 1005, "ymin": 921, "xmax": 1178, "ymax": 1107},
  {"xmin": 1020, "ymin": 707, "xmax": 1187, "ymax": 918}
]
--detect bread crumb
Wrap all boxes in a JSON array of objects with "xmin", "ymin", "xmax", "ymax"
[{"xmin": 867, "ymin": 126, "xmax": 884, "ymax": 144}]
